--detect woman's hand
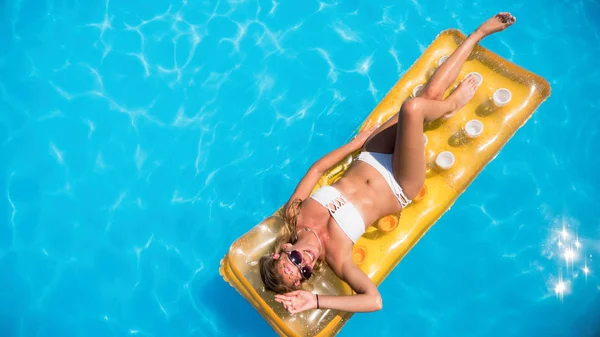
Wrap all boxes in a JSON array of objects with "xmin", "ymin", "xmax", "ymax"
[
  {"xmin": 274, "ymin": 290, "xmax": 317, "ymax": 314},
  {"xmin": 351, "ymin": 124, "xmax": 381, "ymax": 150}
]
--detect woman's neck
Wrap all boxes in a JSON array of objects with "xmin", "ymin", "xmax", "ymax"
[{"xmin": 296, "ymin": 205, "xmax": 329, "ymax": 258}]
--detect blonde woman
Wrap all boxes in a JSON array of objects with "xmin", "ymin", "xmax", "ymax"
[{"xmin": 260, "ymin": 12, "xmax": 516, "ymax": 314}]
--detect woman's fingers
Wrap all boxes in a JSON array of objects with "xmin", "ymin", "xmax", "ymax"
[
  {"xmin": 276, "ymin": 291, "xmax": 311, "ymax": 314},
  {"xmin": 277, "ymin": 291, "xmax": 301, "ymax": 303},
  {"xmin": 275, "ymin": 295, "xmax": 295, "ymax": 312},
  {"xmin": 276, "ymin": 298, "xmax": 291, "ymax": 305}
]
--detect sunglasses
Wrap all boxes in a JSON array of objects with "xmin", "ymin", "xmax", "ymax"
[{"xmin": 284, "ymin": 250, "xmax": 313, "ymax": 280}]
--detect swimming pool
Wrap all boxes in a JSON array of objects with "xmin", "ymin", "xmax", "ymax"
[{"xmin": 1, "ymin": 0, "xmax": 599, "ymax": 336}]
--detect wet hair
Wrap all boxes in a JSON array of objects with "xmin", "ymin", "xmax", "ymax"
[{"xmin": 259, "ymin": 198, "xmax": 323, "ymax": 293}]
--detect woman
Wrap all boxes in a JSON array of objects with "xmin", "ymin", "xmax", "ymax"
[{"xmin": 260, "ymin": 12, "xmax": 516, "ymax": 314}]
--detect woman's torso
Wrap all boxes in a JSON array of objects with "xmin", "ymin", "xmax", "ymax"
[
  {"xmin": 299, "ymin": 158, "xmax": 404, "ymax": 272},
  {"xmin": 330, "ymin": 159, "xmax": 403, "ymax": 227}
]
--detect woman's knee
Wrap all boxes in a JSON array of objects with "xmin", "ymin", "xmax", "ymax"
[
  {"xmin": 404, "ymin": 184, "xmax": 423, "ymax": 201},
  {"xmin": 400, "ymin": 98, "xmax": 424, "ymax": 120},
  {"xmin": 400, "ymin": 179, "xmax": 425, "ymax": 201}
]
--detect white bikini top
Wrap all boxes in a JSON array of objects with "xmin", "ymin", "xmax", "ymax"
[{"xmin": 310, "ymin": 185, "xmax": 365, "ymax": 243}]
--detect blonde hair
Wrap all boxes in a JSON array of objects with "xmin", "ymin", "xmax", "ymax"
[{"xmin": 259, "ymin": 198, "xmax": 323, "ymax": 293}]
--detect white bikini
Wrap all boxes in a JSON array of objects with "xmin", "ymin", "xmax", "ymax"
[
  {"xmin": 310, "ymin": 151, "xmax": 411, "ymax": 243},
  {"xmin": 356, "ymin": 151, "xmax": 411, "ymax": 209},
  {"xmin": 310, "ymin": 185, "xmax": 365, "ymax": 243}
]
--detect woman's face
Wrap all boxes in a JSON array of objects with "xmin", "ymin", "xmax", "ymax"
[{"xmin": 277, "ymin": 242, "xmax": 319, "ymax": 288}]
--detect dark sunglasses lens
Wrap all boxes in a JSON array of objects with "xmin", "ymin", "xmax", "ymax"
[
  {"xmin": 289, "ymin": 250, "xmax": 303, "ymax": 265},
  {"xmin": 301, "ymin": 266, "xmax": 313, "ymax": 279}
]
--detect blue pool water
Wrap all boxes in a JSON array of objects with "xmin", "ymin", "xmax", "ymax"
[{"xmin": 1, "ymin": 0, "xmax": 600, "ymax": 336}]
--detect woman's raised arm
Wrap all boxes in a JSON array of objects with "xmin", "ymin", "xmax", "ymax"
[{"xmin": 283, "ymin": 124, "xmax": 380, "ymax": 205}]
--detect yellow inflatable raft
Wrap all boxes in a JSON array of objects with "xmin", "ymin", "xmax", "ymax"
[{"xmin": 219, "ymin": 29, "xmax": 551, "ymax": 337}]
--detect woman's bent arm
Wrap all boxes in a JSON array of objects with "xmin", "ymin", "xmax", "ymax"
[
  {"xmin": 312, "ymin": 124, "xmax": 380, "ymax": 172},
  {"xmin": 311, "ymin": 141, "xmax": 360, "ymax": 172},
  {"xmin": 284, "ymin": 125, "xmax": 380, "ymax": 204},
  {"xmin": 275, "ymin": 258, "xmax": 382, "ymax": 314},
  {"xmin": 318, "ymin": 258, "xmax": 382, "ymax": 312}
]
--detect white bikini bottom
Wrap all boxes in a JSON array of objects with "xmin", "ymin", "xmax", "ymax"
[{"xmin": 356, "ymin": 151, "xmax": 411, "ymax": 209}]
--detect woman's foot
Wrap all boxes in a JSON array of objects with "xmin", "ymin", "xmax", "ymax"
[
  {"xmin": 476, "ymin": 12, "xmax": 516, "ymax": 37},
  {"xmin": 444, "ymin": 74, "xmax": 480, "ymax": 118}
]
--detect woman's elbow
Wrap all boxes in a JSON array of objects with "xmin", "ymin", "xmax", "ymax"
[
  {"xmin": 372, "ymin": 295, "xmax": 383, "ymax": 311},
  {"xmin": 308, "ymin": 165, "xmax": 325, "ymax": 176}
]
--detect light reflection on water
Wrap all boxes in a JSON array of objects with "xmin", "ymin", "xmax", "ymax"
[{"xmin": 542, "ymin": 218, "xmax": 594, "ymax": 300}]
